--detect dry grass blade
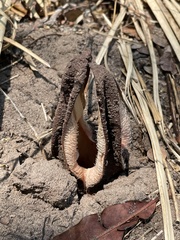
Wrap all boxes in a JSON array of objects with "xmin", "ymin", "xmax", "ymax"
[
  {"xmin": 23, "ymin": 53, "xmax": 38, "ymax": 71},
  {"xmin": 171, "ymin": 0, "xmax": 180, "ymax": 12},
  {"xmin": 96, "ymin": 0, "xmax": 127, "ymax": 65},
  {"xmin": 156, "ymin": 0, "xmax": 180, "ymax": 41},
  {"xmin": 0, "ymin": 0, "xmax": 11, "ymax": 53},
  {"xmin": 112, "ymin": 0, "xmax": 118, "ymax": 24},
  {"xmin": 169, "ymin": 75, "xmax": 180, "ymax": 115},
  {"xmin": 124, "ymin": 42, "xmax": 133, "ymax": 94},
  {"xmin": 38, "ymin": 129, "xmax": 53, "ymax": 141},
  {"xmin": 163, "ymin": 0, "xmax": 180, "ymax": 28},
  {"xmin": 0, "ymin": 8, "xmax": 14, "ymax": 26},
  {"xmin": 102, "ymin": 13, "xmax": 112, "ymax": 28},
  {"xmin": 146, "ymin": 0, "xmax": 180, "ymax": 62},
  {"xmin": 41, "ymin": 103, "xmax": 48, "ymax": 122},
  {"xmin": 163, "ymin": 157, "xmax": 180, "ymax": 223},
  {"xmin": 3, "ymin": 36, "xmax": 50, "ymax": 68},
  {"xmin": 117, "ymin": 39, "xmax": 139, "ymax": 122},
  {"xmin": 131, "ymin": 15, "xmax": 146, "ymax": 44},
  {"xmin": 2, "ymin": 20, "xmax": 17, "ymax": 51},
  {"xmin": 158, "ymin": 127, "xmax": 180, "ymax": 160},
  {"xmin": 126, "ymin": 0, "xmax": 146, "ymax": 43},
  {"xmin": 116, "ymin": 38, "xmax": 175, "ymax": 239},
  {"xmin": 134, "ymin": 0, "xmax": 163, "ymax": 120},
  {"xmin": 132, "ymin": 78, "xmax": 174, "ymax": 240},
  {"xmin": 121, "ymin": 89, "xmax": 140, "ymax": 122},
  {"xmin": 136, "ymin": 71, "xmax": 162, "ymax": 124},
  {"xmin": 76, "ymin": 0, "xmax": 103, "ymax": 24},
  {"xmin": 117, "ymin": 38, "xmax": 161, "ymax": 124},
  {"xmin": 0, "ymin": 57, "xmax": 22, "ymax": 72}
]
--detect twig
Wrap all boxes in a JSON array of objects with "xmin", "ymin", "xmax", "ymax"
[
  {"xmin": 124, "ymin": 221, "xmax": 142, "ymax": 238},
  {"xmin": 92, "ymin": 29, "xmax": 135, "ymax": 43},
  {"xmin": 38, "ymin": 129, "xmax": 52, "ymax": 141},
  {"xmin": 41, "ymin": 103, "xmax": 48, "ymax": 122},
  {"xmin": 0, "ymin": 57, "xmax": 23, "ymax": 72},
  {"xmin": 3, "ymin": 37, "xmax": 50, "ymax": 68},
  {"xmin": 139, "ymin": 227, "xmax": 153, "ymax": 239},
  {"xmin": 151, "ymin": 230, "xmax": 163, "ymax": 240},
  {"xmin": 102, "ymin": 13, "xmax": 112, "ymax": 27},
  {"xmin": 0, "ymin": 74, "xmax": 19, "ymax": 85}
]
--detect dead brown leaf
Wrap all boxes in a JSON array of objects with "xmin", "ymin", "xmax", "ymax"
[
  {"xmin": 53, "ymin": 198, "xmax": 158, "ymax": 240},
  {"xmin": 159, "ymin": 46, "xmax": 177, "ymax": 74}
]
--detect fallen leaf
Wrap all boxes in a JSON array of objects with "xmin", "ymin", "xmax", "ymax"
[
  {"xmin": 122, "ymin": 26, "xmax": 140, "ymax": 39},
  {"xmin": 64, "ymin": 9, "xmax": 82, "ymax": 22},
  {"xmin": 131, "ymin": 42, "xmax": 143, "ymax": 50},
  {"xmin": 151, "ymin": 26, "xmax": 168, "ymax": 47},
  {"xmin": 152, "ymin": 33, "xmax": 168, "ymax": 48},
  {"xmin": 137, "ymin": 46, "xmax": 149, "ymax": 55},
  {"xmin": 159, "ymin": 46, "xmax": 177, "ymax": 74},
  {"xmin": 53, "ymin": 198, "xmax": 158, "ymax": 240},
  {"xmin": 144, "ymin": 66, "xmax": 153, "ymax": 75}
]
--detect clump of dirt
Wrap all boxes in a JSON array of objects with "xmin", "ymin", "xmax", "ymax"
[{"xmin": 0, "ymin": 23, "xmax": 179, "ymax": 240}]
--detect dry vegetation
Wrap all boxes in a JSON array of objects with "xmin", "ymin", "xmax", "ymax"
[{"xmin": 0, "ymin": 0, "xmax": 180, "ymax": 239}]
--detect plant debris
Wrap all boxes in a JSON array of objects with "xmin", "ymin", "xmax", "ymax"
[{"xmin": 53, "ymin": 198, "xmax": 158, "ymax": 240}]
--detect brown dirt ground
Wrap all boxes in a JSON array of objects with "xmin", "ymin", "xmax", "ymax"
[{"xmin": 0, "ymin": 23, "xmax": 179, "ymax": 240}]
